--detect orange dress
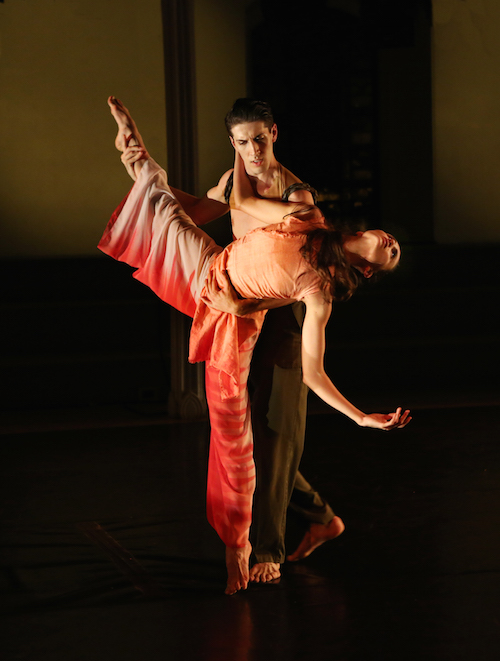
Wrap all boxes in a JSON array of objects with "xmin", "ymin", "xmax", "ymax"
[
  {"xmin": 99, "ymin": 158, "xmax": 326, "ymax": 548},
  {"xmin": 189, "ymin": 215, "xmax": 326, "ymax": 400}
]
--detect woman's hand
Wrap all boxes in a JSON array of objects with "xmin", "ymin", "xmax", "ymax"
[
  {"xmin": 120, "ymin": 138, "xmax": 148, "ymax": 180},
  {"xmin": 360, "ymin": 407, "xmax": 412, "ymax": 431}
]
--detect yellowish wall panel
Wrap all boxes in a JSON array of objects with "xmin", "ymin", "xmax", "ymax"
[
  {"xmin": 433, "ymin": 0, "xmax": 500, "ymax": 243},
  {"xmin": 0, "ymin": 0, "xmax": 167, "ymax": 257},
  {"xmin": 194, "ymin": 0, "xmax": 249, "ymax": 196}
]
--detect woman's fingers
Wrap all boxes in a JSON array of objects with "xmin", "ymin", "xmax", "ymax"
[
  {"xmin": 384, "ymin": 408, "xmax": 412, "ymax": 430},
  {"xmin": 369, "ymin": 407, "xmax": 411, "ymax": 431},
  {"xmin": 123, "ymin": 147, "xmax": 146, "ymax": 157},
  {"xmin": 398, "ymin": 410, "xmax": 412, "ymax": 428},
  {"xmin": 121, "ymin": 146, "xmax": 147, "ymax": 164}
]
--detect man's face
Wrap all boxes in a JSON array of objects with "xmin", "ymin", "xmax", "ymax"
[{"xmin": 229, "ymin": 121, "xmax": 277, "ymax": 175}]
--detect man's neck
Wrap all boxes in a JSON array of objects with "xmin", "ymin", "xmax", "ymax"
[{"xmin": 246, "ymin": 157, "xmax": 281, "ymax": 189}]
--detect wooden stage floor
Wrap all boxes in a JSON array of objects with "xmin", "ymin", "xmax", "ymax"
[{"xmin": 1, "ymin": 399, "xmax": 500, "ymax": 660}]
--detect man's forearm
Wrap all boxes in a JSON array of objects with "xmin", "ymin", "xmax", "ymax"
[
  {"xmin": 231, "ymin": 297, "xmax": 295, "ymax": 317},
  {"xmin": 169, "ymin": 187, "xmax": 200, "ymax": 212},
  {"xmin": 169, "ymin": 188, "xmax": 229, "ymax": 226}
]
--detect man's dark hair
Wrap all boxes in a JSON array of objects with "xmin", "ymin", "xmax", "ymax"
[{"xmin": 224, "ymin": 98, "xmax": 275, "ymax": 135}]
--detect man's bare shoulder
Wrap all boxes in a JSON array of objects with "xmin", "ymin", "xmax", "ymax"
[
  {"xmin": 218, "ymin": 168, "xmax": 234, "ymax": 187},
  {"xmin": 279, "ymin": 163, "xmax": 304, "ymax": 186},
  {"xmin": 278, "ymin": 163, "xmax": 315, "ymax": 204},
  {"xmin": 207, "ymin": 168, "xmax": 234, "ymax": 203}
]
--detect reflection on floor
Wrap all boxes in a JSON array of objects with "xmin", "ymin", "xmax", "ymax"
[{"xmin": 1, "ymin": 401, "xmax": 500, "ymax": 661}]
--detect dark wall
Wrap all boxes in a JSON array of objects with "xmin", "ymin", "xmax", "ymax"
[
  {"xmin": 2, "ymin": 0, "xmax": 497, "ymax": 415},
  {"xmin": 2, "ymin": 241, "xmax": 499, "ymax": 413},
  {"xmin": 247, "ymin": 0, "xmax": 433, "ymax": 242},
  {"xmin": 1, "ymin": 258, "xmax": 171, "ymax": 412}
]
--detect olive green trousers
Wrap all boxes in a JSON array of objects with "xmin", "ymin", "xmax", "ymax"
[{"xmin": 249, "ymin": 304, "xmax": 334, "ymax": 564}]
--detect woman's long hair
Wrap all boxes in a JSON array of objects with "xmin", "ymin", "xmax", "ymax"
[{"xmin": 300, "ymin": 228, "xmax": 361, "ymax": 302}]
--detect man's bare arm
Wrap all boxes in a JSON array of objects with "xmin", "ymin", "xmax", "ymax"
[
  {"xmin": 169, "ymin": 169, "xmax": 233, "ymax": 226},
  {"xmin": 233, "ymin": 153, "xmax": 318, "ymax": 224},
  {"xmin": 169, "ymin": 188, "xmax": 229, "ymax": 226},
  {"xmin": 201, "ymin": 269, "xmax": 294, "ymax": 317},
  {"xmin": 287, "ymin": 188, "xmax": 315, "ymax": 206}
]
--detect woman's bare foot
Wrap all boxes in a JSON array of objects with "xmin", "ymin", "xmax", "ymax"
[
  {"xmin": 107, "ymin": 96, "xmax": 145, "ymax": 152},
  {"xmin": 108, "ymin": 96, "xmax": 148, "ymax": 180},
  {"xmin": 287, "ymin": 515, "xmax": 345, "ymax": 562},
  {"xmin": 249, "ymin": 562, "xmax": 281, "ymax": 583},
  {"xmin": 225, "ymin": 543, "xmax": 252, "ymax": 595}
]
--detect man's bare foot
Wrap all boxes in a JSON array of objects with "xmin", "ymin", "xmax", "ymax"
[
  {"xmin": 287, "ymin": 516, "xmax": 345, "ymax": 562},
  {"xmin": 107, "ymin": 96, "xmax": 145, "ymax": 152},
  {"xmin": 225, "ymin": 542, "xmax": 252, "ymax": 595},
  {"xmin": 249, "ymin": 562, "xmax": 281, "ymax": 583}
]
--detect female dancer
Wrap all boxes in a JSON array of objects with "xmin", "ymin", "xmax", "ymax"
[{"xmin": 100, "ymin": 98, "xmax": 411, "ymax": 595}]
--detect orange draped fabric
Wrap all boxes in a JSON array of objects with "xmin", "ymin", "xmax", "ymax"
[
  {"xmin": 98, "ymin": 158, "xmax": 324, "ymax": 549},
  {"xmin": 98, "ymin": 159, "xmax": 262, "ymax": 547}
]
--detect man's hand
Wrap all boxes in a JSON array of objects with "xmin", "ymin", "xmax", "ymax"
[
  {"xmin": 201, "ymin": 270, "xmax": 291, "ymax": 316},
  {"xmin": 201, "ymin": 269, "xmax": 250, "ymax": 316}
]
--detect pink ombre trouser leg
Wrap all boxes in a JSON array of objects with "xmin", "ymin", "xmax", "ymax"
[
  {"xmin": 99, "ymin": 158, "xmax": 258, "ymax": 550},
  {"xmin": 99, "ymin": 158, "xmax": 221, "ymax": 317},
  {"xmin": 204, "ymin": 336, "xmax": 258, "ymax": 548}
]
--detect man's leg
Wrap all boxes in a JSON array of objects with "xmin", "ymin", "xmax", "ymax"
[
  {"xmin": 249, "ymin": 304, "xmax": 344, "ymax": 578},
  {"xmin": 249, "ymin": 304, "xmax": 308, "ymax": 580},
  {"xmin": 287, "ymin": 471, "xmax": 345, "ymax": 561}
]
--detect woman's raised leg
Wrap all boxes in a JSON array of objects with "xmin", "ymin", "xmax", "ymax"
[
  {"xmin": 108, "ymin": 96, "xmax": 146, "ymax": 152},
  {"xmin": 100, "ymin": 99, "xmax": 221, "ymax": 317},
  {"xmin": 108, "ymin": 96, "xmax": 149, "ymax": 180}
]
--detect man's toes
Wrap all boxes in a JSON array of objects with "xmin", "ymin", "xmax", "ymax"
[{"xmin": 261, "ymin": 568, "xmax": 279, "ymax": 582}]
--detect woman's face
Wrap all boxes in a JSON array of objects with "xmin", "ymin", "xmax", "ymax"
[{"xmin": 359, "ymin": 230, "xmax": 401, "ymax": 273}]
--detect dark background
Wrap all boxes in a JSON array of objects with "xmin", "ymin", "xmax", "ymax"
[{"xmin": 1, "ymin": 0, "xmax": 497, "ymax": 416}]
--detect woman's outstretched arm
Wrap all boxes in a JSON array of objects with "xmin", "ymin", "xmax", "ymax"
[
  {"xmin": 232, "ymin": 153, "xmax": 316, "ymax": 224},
  {"xmin": 301, "ymin": 292, "xmax": 411, "ymax": 430}
]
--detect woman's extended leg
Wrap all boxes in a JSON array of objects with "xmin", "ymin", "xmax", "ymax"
[
  {"xmin": 99, "ymin": 157, "xmax": 220, "ymax": 316},
  {"xmin": 101, "ymin": 98, "xmax": 256, "ymax": 595},
  {"xmin": 108, "ymin": 96, "xmax": 146, "ymax": 152},
  {"xmin": 205, "ymin": 334, "xmax": 258, "ymax": 595},
  {"xmin": 101, "ymin": 101, "xmax": 222, "ymax": 317},
  {"xmin": 107, "ymin": 96, "xmax": 149, "ymax": 180}
]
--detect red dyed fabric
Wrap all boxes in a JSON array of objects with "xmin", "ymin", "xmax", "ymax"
[{"xmin": 98, "ymin": 158, "xmax": 326, "ymax": 549}]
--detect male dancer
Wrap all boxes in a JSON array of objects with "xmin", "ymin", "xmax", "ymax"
[{"xmin": 108, "ymin": 96, "xmax": 344, "ymax": 584}]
